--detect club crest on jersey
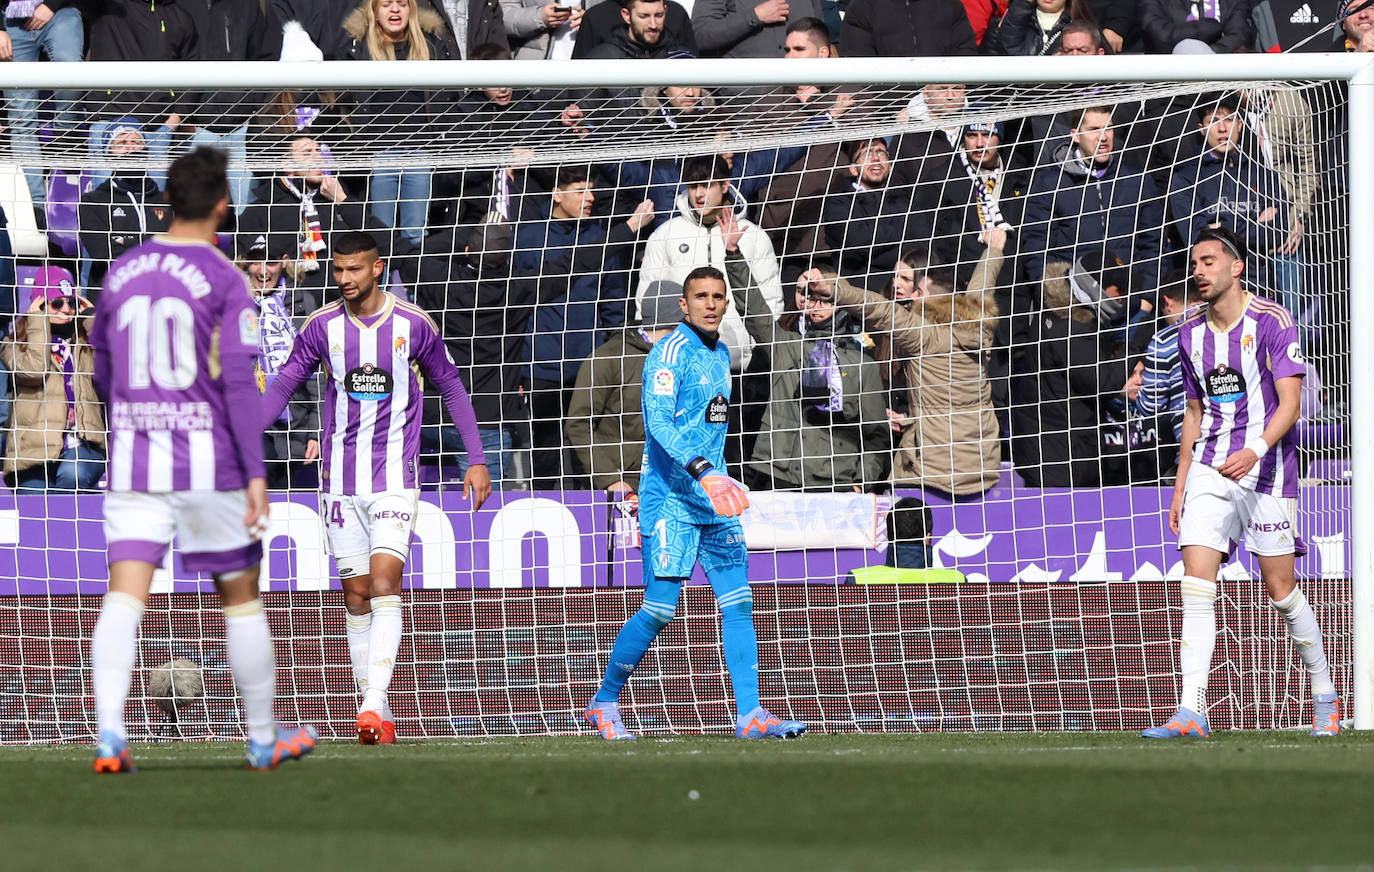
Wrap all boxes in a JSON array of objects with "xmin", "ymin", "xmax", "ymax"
[
  {"xmin": 239, "ymin": 309, "xmax": 260, "ymax": 345},
  {"xmin": 706, "ymin": 393, "xmax": 729, "ymax": 424},
  {"xmin": 1205, "ymin": 364, "xmax": 1246, "ymax": 403},
  {"xmin": 393, "ymin": 335, "xmax": 408, "ymax": 357},
  {"xmin": 1241, "ymin": 334, "xmax": 1254, "ymax": 353},
  {"xmin": 652, "ymin": 368, "xmax": 675, "ymax": 396},
  {"xmin": 345, "ymin": 363, "xmax": 394, "ymax": 401}
]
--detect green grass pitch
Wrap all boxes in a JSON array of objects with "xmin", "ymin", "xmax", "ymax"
[{"xmin": 6, "ymin": 731, "xmax": 1374, "ymax": 872}]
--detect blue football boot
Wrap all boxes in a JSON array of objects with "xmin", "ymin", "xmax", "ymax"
[
  {"xmin": 735, "ymin": 706, "xmax": 806, "ymax": 739},
  {"xmin": 245, "ymin": 725, "xmax": 319, "ymax": 770},
  {"xmin": 1142, "ymin": 706, "xmax": 1210, "ymax": 738}
]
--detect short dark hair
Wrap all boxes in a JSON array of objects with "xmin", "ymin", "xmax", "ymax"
[
  {"xmin": 1061, "ymin": 20, "xmax": 1110, "ymax": 53},
  {"xmin": 1073, "ymin": 104, "xmax": 1113, "ymax": 130},
  {"xmin": 785, "ymin": 16, "xmax": 830, "ymax": 43},
  {"xmin": 470, "ymin": 42, "xmax": 511, "ymax": 61},
  {"xmin": 1195, "ymin": 91, "xmax": 1240, "ymax": 124},
  {"xmin": 1157, "ymin": 268, "xmax": 1196, "ymax": 309},
  {"xmin": 683, "ymin": 265, "xmax": 725, "ymax": 294},
  {"xmin": 554, "ymin": 163, "xmax": 590, "ymax": 190},
  {"xmin": 620, "ymin": 0, "xmax": 664, "ymax": 8},
  {"xmin": 333, "ymin": 231, "xmax": 380, "ymax": 258},
  {"xmin": 166, "ymin": 147, "xmax": 229, "ymax": 221},
  {"xmin": 1194, "ymin": 226, "xmax": 1248, "ymax": 264},
  {"xmin": 845, "ymin": 136, "xmax": 889, "ymax": 163},
  {"xmin": 681, "ymin": 154, "xmax": 730, "ymax": 185},
  {"xmin": 887, "ymin": 496, "xmax": 932, "ymax": 545}
]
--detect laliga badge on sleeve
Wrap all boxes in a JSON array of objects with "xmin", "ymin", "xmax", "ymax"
[{"xmin": 653, "ymin": 368, "xmax": 675, "ymax": 396}]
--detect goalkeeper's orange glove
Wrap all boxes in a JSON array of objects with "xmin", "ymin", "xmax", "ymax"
[{"xmin": 697, "ymin": 468, "xmax": 750, "ymax": 518}]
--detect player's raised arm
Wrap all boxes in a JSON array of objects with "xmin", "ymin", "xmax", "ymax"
[
  {"xmin": 414, "ymin": 318, "xmax": 491, "ymax": 510},
  {"xmin": 259, "ymin": 315, "xmax": 324, "ymax": 429}
]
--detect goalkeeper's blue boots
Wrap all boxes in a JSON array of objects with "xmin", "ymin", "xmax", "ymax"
[
  {"xmin": 93, "ymin": 730, "xmax": 135, "ymax": 774},
  {"xmin": 1142, "ymin": 706, "xmax": 1210, "ymax": 738},
  {"xmin": 1311, "ymin": 693, "xmax": 1341, "ymax": 737},
  {"xmin": 584, "ymin": 700, "xmax": 637, "ymax": 740},
  {"xmin": 245, "ymin": 725, "xmax": 319, "ymax": 770},
  {"xmin": 735, "ymin": 706, "xmax": 806, "ymax": 739}
]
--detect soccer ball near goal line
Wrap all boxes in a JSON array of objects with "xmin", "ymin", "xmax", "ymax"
[{"xmin": 147, "ymin": 658, "xmax": 205, "ymax": 717}]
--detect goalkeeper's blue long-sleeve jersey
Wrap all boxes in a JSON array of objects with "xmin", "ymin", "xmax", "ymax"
[{"xmin": 639, "ymin": 321, "xmax": 733, "ymax": 527}]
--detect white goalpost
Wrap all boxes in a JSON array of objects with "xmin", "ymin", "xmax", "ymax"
[{"xmin": 0, "ymin": 53, "xmax": 1369, "ymax": 739}]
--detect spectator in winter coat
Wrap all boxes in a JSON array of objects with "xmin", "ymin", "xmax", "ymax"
[
  {"xmin": 839, "ymin": 0, "xmax": 977, "ymax": 56},
  {"xmin": 84, "ymin": 0, "xmax": 197, "ymax": 136},
  {"xmin": 637, "ymin": 154, "xmax": 785, "ymax": 372},
  {"xmin": 565, "ymin": 278, "xmax": 681, "ymax": 493},
  {"xmin": 181, "ymin": 0, "xmax": 284, "ymax": 211},
  {"xmin": 691, "ymin": 0, "xmax": 823, "ymax": 58},
  {"xmin": 337, "ymin": 0, "xmax": 457, "ymax": 244},
  {"xmin": 3, "ymin": 0, "xmax": 85, "ymax": 203},
  {"xmin": 748, "ymin": 249, "xmax": 890, "ymax": 492},
  {"xmin": 822, "ymin": 136, "xmax": 929, "ymax": 293},
  {"xmin": 1, "ymin": 266, "xmax": 105, "ymax": 492},
  {"xmin": 404, "ymin": 221, "xmax": 527, "ymax": 486},
  {"xmin": 930, "ymin": 120, "xmax": 1029, "ymax": 290},
  {"xmin": 238, "ymin": 234, "xmax": 322, "ymax": 490},
  {"xmin": 805, "ymin": 233, "xmax": 1007, "ymax": 496},
  {"xmin": 1008, "ymin": 254, "xmax": 1136, "ymax": 487},
  {"xmin": 1021, "ymin": 105, "xmax": 1165, "ymax": 292},
  {"xmin": 1138, "ymin": 0, "xmax": 1252, "ymax": 54},
  {"xmin": 513, "ymin": 164, "xmax": 654, "ymax": 488},
  {"xmin": 572, "ymin": 0, "xmax": 695, "ymax": 57},
  {"xmin": 78, "ymin": 120, "xmax": 172, "ymax": 292},
  {"xmin": 502, "ymin": 0, "xmax": 585, "ymax": 59},
  {"xmin": 237, "ymin": 132, "xmax": 375, "ymax": 296},
  {"xmin": 413, "ymin": 0, "xmax": 506, "ymax": 57},
  {"xmin": 1167, "ymin": 94, "xmax": 1297, "ymax": 294},
  {"xmin": 985, "ymin": 0, "xmax": 1095, "ymax": 55}
]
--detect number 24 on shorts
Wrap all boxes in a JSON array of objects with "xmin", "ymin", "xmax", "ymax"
[{"xmin": 326, "ymin": 500, "xmax": 346, "ymax": 528}]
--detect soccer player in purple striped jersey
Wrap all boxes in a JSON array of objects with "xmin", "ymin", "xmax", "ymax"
[
  {"xmin": 88, "ymin": 147, "xmax": 317, "ymax": 772},
  {"xmin": 1144, "ymin": 227, "xmax": 1338, "ymax": 740},
  {"xmin": 263, "ymin": 231, "xmax": 491, "ymax": 745}
]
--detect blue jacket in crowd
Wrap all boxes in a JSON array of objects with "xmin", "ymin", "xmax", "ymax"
[{"xmin": 1021, "ymin": 142, "xmax": 1165, "ymax": 290}]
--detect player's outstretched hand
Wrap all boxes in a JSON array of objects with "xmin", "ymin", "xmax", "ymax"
[
  {"xmin": 464, "ymin": 463, "xmax": 492, "ymax": 511},
  {"xmin": 700, "ymin": 470, "xmax": 750, "ymax": 518},
  {"xmin": 245, "ymin": 477, "xmax": 270, "ymax": 540}
]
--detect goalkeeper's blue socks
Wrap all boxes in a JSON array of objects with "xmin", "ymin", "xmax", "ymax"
[
  {"xmin": 709, "ymin": 564, "xmax": 761, "ymax": 716},
  {"xmin": 593, "ymin": 577, "xmax": 681, "ymax": 704}
]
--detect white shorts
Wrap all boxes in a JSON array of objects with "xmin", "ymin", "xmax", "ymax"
[
  {"xmin": 1178, "ymin": 464, "xmax": 1299, "ymax": 557},
  {"xmin": 104, "ymin": 490, "xmax": 261, "ymax": 575},
  {"xmin": 319, "ymin": 491, "xmax": 419, "ymax": 578}
]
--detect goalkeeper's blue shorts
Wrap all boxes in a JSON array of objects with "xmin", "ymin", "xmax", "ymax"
[{"xmin": 641, "ymin": 514, "xmax": 747, "ymax": 581}]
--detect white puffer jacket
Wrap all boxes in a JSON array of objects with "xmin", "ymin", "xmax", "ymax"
[{"xmin": 636, "ymin": 187, "xmax": 784, "ymax": 370}]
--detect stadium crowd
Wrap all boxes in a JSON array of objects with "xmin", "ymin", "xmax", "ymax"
[{"xmin": 0, "ymin": 0, "xmax": 1366, "ymax": 496}]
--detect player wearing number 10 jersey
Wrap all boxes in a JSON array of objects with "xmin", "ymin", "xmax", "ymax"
[
  {"xmin": 88, "ymin": 147, "xmax": 316, "ymax": 772},
  {"xmin": 263, "ymin": 231, "xmax": 491, "ymax": 745}
]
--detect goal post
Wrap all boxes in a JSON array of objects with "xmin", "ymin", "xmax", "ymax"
[{"xmin": 0, "ymin": 53, "xmax": 1369, "ymax": 738}]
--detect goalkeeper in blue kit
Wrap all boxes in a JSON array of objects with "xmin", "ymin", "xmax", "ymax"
[{"xmin": 584, "ymin": 266, "xmax": 806, "ymax": 740}]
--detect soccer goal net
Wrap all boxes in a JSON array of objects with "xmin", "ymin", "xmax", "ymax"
[{"xmin": 0, "ymin": 55, "xmax": 1368, "ymax": 742}]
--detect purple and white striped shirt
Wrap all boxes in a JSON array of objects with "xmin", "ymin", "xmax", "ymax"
[
  {"xmin": 91, "ymin": 236, "xmax": 264, "ymax": 493},
  {"xmin": 1179, "ymin": 295, "xmax": 1305, "ymax": 498},
  {"xmin": 263, "ymin": 293, "xmax": 485, "ymax": 495}
]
